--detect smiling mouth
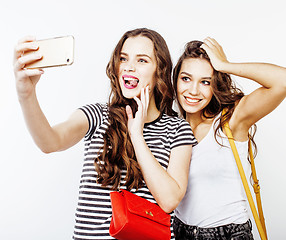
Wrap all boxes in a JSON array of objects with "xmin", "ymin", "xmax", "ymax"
[
  {"xmin": 123, "ymin": 76, "xmax": 139, "ymax": 89},
  {"xmin": 185, "ymin": 96, "xmax": 202, "ymax": 104}
]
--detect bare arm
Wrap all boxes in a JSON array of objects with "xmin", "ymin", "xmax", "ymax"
[
  {"xmin": 21, "ymin": 96, "xmax": 88, "ymax": 153},
  {"xmin": 14, "ymin": 36, "xmax": 88, "ymax": 153},
  {"xmin": 131, "ymin": 136, "xmax": 192, "ymax": 213},
  {"xmin": 202, "ymin": 38, "xmax": 286, "ymax": 139},
  {"xmin": 126, "ymin": 87, "xmax": 192, "ymax": 213}
]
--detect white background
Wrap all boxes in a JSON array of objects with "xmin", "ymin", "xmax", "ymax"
[{"xmin": 0, "ymin": 0, "xmax": 285, "ymax": 239}]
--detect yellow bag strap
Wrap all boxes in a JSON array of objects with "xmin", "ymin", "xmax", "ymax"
[
  {"xmin": 248, "ymin": 141, "xmax": 267, "ymax": 235},
  {"xmin": 223, "ymin": 120, "xmax": 267, "ymax": 240}
]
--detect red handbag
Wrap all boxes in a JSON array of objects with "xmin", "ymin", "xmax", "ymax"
[{"xmin": 109, "ymin": 190, "xmax": 171, "ymax": 240}]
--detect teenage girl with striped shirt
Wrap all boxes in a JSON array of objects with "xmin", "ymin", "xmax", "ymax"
[{"xmin": 13, "ymin": 28, "xmax": 197, "ymax": 239}]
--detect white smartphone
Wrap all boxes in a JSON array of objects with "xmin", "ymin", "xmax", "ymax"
[{"xmin": 25, "ymin": 35, "xmax": 74, "ymax": 69}]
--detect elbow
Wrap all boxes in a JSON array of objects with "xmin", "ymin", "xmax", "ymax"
[
  {"xmin": 271, "ymin": 83, "xmax": 286, "ymax": 101},
  {"xmin": 156, "ymin": 187, "xmax": 187, "ymax": 213},
  {"xmin": 41, "ymin": 148, "xmax": 53, "ymax": 154},
  {"xmin": 283, "ymin": 82, "xmax": 286, "ymax": 96},
  {"xmin": 159, "ymin": 196, "xmax": 182, "ymax": 214},
  {"xmin": 36, "ymin": 138, "xmax": 62, "ymax": 154},
  {"xmin": 40, "ymin": 146, "xmax": 55, "ymax": 154},
  {"xmin": 279, "ymin": 76, "xmax": 286, "ymax": 95},
  {"xmin": 38, "ymin": 144, "xmax": 58, "ymax": 154},
  {"xmin": 161, "ymin": 203, "xmax": 179, "ymax": 214}
]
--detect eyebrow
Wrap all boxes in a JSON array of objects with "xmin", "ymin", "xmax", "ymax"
[
  {"xmin": 120, "ymin": 52, "xmax": 152, "ymax": 60},
  {"xmin": 180, "ymin": 71, "xmax": 212, "ymax": 80}
]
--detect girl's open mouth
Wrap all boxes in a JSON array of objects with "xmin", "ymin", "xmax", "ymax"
[{"xmin": 123, "ymin": 75, "xmax": 139, "ymax": 89}]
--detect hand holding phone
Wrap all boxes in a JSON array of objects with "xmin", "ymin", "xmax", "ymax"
[{"xmin": 24, "ymin": 36, "xmax": 74, "ymax": 69}]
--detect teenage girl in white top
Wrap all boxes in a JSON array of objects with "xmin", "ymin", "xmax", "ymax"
[{"xmin": 172, "ymin": 38, "xmax": 286, "ymax": 239}]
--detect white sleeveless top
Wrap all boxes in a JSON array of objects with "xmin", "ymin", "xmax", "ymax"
[{"xmin": 175, "ymin": 115, "xmax": 251, "ymax": 228}]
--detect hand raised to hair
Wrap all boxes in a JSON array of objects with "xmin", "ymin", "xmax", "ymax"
[
  {"xmin": 201, "ymin": 37, "xmax": 229, "ymax": 72},
  {"xmin": 126, "ymin": 86, "xmax": 150, "ymax": 139}
]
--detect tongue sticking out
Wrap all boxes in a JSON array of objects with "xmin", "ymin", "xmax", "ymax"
[{"xmin": 125, "ymin": 79, "xmax": 139, "ymax": 88}]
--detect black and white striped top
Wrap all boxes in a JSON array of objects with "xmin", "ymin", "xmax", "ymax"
[{"xmin": 73, "ymin": 103, "xmax": 197, "ymax": 240}]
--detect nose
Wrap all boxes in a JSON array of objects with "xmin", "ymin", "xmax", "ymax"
[
  {"xmin": 124, "ymin": 61, "xmax": 135, "ymax": 72},
  {"xmin": 188, "ymin": 82, "xmax": 199, "ymax": 95}
]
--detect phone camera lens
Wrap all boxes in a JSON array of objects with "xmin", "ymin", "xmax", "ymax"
[{"xmin": 67, "ymin": 58, "xmax": 70, "ymax": 63}]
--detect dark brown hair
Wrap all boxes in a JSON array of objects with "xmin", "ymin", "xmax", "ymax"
[
  {"xmin": 173, "ymin": 40, "xmax": 257, "ymax": 157},
  {"xmin": 95, "ymin": 28, "xmax": 174, "ymax": 190}
]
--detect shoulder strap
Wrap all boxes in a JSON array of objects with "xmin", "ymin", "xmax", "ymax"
[
  {"xmin": 223, "ymin": 121, "xmax": 267, "ymax": 240},
  {"xmin": 248, "ymin": 141, "xmax": 267, "ymax": 235}
]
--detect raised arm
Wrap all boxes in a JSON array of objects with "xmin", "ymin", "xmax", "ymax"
[
  {"xmin": 202, "ymin": 37, "xmax": 286, "ymax": 138},
  {"xmin": 14, "ymin": 36, "xmax": 88, "ymax": 153},
  {"xmin": 126, "ymin": 87, "xmax": 193, "ymax": 213}
]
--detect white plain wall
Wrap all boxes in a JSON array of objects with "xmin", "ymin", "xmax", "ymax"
[{"xmin": 1, "ymin": 0, "xmax": 285, "ymax": 239}]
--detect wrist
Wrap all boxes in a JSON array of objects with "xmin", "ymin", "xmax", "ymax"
[
  {"xmin": 129, "ymin": 131, "xmax": 145, "ymax": 145},
  {"xmin": 216, "ymin": 61, "xmax": 233, "ymax": 73},
  {"xmin": 18, "ymin": 89, "xmax": 37, "ymax": 105}
]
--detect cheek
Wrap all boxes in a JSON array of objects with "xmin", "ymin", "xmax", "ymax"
[
  {"xmin": 148, "ymin": 64, "xmax": 157, "ymax": 78},
  {"xmin": 204, "ymin": 88, "xmax": 214, "ymax": 101},
  {"xmin": 176, "ymin": 82, "xmax": 185, "ymax": 95},
  {"xmin": 177, "ymin": 96, "xmax": 184, "ymax": 106},
  {"xmin": 150, "ymin": 67, "xmax": 157, "ymax": 80},
  {"xmin": 146, "ymin": 71, "xmax": 157, "ymax": 88},
  {"xmin": 176, "ymin": 86, "xmax": 184, "ymax": 103},
  {"xmin": 118, "ymin": 64, "xmax": 124, "ymax": 74}
]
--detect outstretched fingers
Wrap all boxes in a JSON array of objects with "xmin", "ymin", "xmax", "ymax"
[
  {"xmin": 140, "ymin": 86, "xmax": 150, "ymax": 115},
  {"xmin": 133, "ymin": 95, "xmax": 142, "ymax": 117},
  {"xmin": 145, "ymin": 85, "xmax": 150, "ymax": 112},
  {"xmin": 127, "ymin": 86, "xmax": 150, "ymax": 123}
]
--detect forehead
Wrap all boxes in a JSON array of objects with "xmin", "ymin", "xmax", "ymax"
[
  {"xmin": 181, "ymin": 58, "xmax": 213, "ymax": 76},
  {"xmin": 121, "ymin": 36, "xmax": 155, "ymax": 57}
]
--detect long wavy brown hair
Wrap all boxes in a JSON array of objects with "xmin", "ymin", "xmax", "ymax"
[
  {"xmin": 173, "ymin": 40, "xmax": 257, "ymax": 158},
  {"xmin": 95, "ymin": 28, "xmax": 174, "ymax": 190}
]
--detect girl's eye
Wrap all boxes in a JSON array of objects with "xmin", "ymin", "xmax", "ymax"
[
  {"xmin": 139, "ymin": 59, "xmax": 147, "ymax": 63},
  {"xmin": 182, "ymin": 76, "xmax": 190, "ymax": 82},
  {"xmin": 120, "ymin": 57, "xmax": 127, "ymax": 62},
  {"xmin": 201, "ymin": 80, "xmax": 211, "ymax": 85}
]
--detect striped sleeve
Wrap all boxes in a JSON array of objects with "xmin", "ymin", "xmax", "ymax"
[
  {"xmin": 78, "ymin": 103, "xmax": 104, "ymax": 140},
  {"xmin": 171, "ymin": 119, "xmax": 197, "ymax": 149}
]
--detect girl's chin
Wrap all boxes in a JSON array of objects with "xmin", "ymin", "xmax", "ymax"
[
  {"xmin": 122, "ymin": 92, "xmax": 140, "ymax": 99},
  {"xmin": 181, "ymin": 103, "xmax": 203, "ymax": 113},
  {"xmin": 121, "ymin": 88, "xmax": 141, "ymax": 98}
]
